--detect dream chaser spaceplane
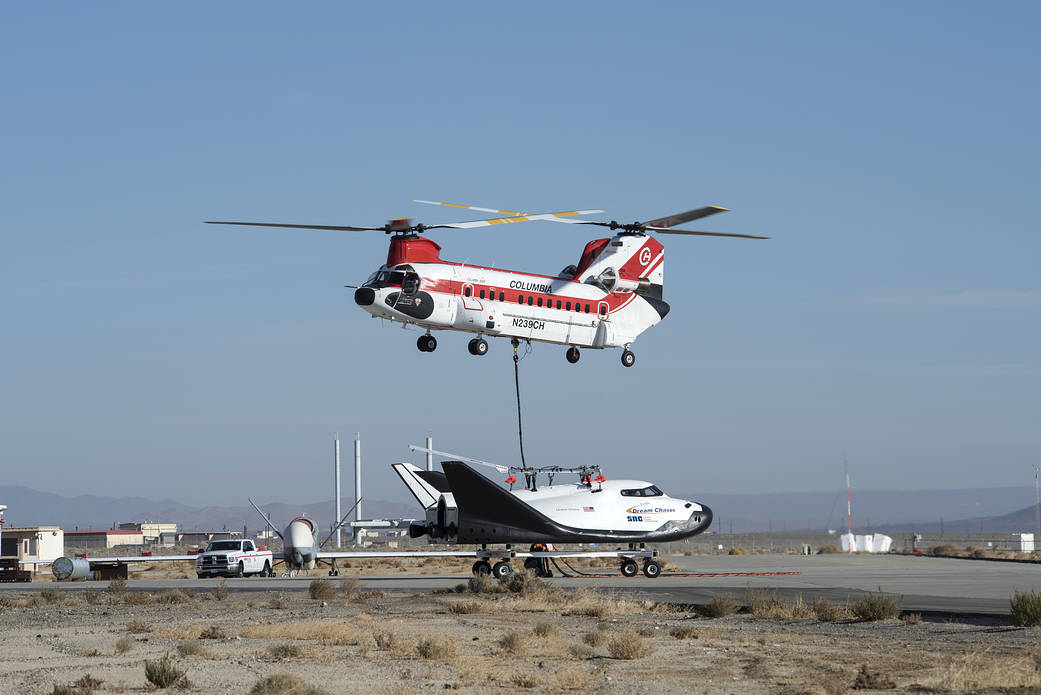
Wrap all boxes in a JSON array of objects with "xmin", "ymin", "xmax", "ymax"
[{"xmin": 393, "ymin": 455, "xmax": 712, "ymax": 576}]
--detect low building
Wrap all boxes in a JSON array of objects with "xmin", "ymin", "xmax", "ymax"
[
  {"xmin": 118, "ymin": 522, "xmax": 178, "ymax": 544},
  {"xmin": 177, "ymin": 531, "xmax": 241, "ymax": 547},
  {"xmin": 65, "ymin": 529, "xmax": 145, "ymax": 550},
  {"xmin": 1, "ymin": 526, "xmax": 64, "ymax": 571}
]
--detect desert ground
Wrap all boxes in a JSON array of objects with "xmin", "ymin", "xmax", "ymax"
[{"xmin": 3, "ymin": 565, "xmax": 1041, "ymax": 695}]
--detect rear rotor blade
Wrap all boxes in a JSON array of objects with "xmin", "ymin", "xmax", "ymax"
[
  {"xmin": 413, "ymin": 199, "xmax": 527, "ymax": 216},
  {"xmin": 645, "ymin": 206, "xmax": 728, "ymax": 228},
  {"xmin": 649, "ymin": 227, "xmax": 769, "ymax": 239},
  {"xmin": 205, "ymin": 221, "xmax": 385, "ymax": 232}
]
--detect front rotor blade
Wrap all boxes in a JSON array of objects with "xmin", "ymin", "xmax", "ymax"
[
  {"xmin": 428, "ymin": 209, "xmax": 605, "ymax": 230},
  {"xmin": 205, "ymin": 221, "xmax": 384, "ymax": 232},
  {"xmin": 649, "ymin": 227, "xmax": 769, "ymax": 239},
  {"xmin": 413, "ymin": 199, "xmax": 527, "ymax": 216},
  {"xmin": 644, "ymin": 206, "xmax": 728, "ymax": 228}
]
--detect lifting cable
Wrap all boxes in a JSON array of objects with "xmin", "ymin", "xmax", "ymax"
[{"xmin": 511, "ymin": 338, "xmax": 533, "ymax": 488}]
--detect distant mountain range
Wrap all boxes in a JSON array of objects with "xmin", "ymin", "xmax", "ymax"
[
  {"xmin": 2, "ymin": 484, "xmax": 1037, "ymax": 537},
  {"xmin": 0, "ymin": 485, "xmax": 419, "ymax": 535}
]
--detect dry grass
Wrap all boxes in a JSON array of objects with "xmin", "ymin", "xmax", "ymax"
[
  {"xmin": 213, "ymin": 580, "xmax": 229, "ymax": 601},
  {"xmin": 40, "ymin": 587, "xmax": 68, "ymax": 605},
  {"xmin": 670, "ymin": 626, "xmax": 698, "ymax": 639},
  {"xmin": 851, "ymin": 588, "xmax": 901, "ymax": 621},
  {"xmin": 308, "ymin": 579, "xmax": 337, "ymax": 600},
  {"xmin": 533, "ymin": 620, "xmax": 558, "ymax": 638},
  {"xmin": 748, "ymin": 590, "xmax": 814, "ymax": 620},
  {"xmin": 900, "ymin": 612, "xmax": 921, "ymax": 625},
  {"xmin": 113, "ymin": 636, "xmax": 134, "ymax": 654},
  {"xmin": 158, "ymin": 588, "xmax": 194, "ymax": 604},
  {"xmin": 416, "ymin": 634, "xmax": 459, "ymax": 660},
  {"xmin": 497, "ymin": 630, "xmax": 529, "ymax": 655},
  {"xmin": 144, "ymin": 653, "xmax": 187, "ymax": 689},
  {"xmin": 728, "ymin": 547, "xmax": 748, "ymax": 555},
  {"xmin": 265, "ymin": 593, "xmax": 289, "ymax": 609},
  {"xmin": 812, "ymin": 597, "xmax": 848, "ymax": 622},
  {"xmin": 239, "ymin": 620, "xmax": 368, "ymax": 646},
  {"xmin": 582, "ymin": 630, "xmax": 608, "ymax": 647},
  {"xmin": 82, "ymin": 590, "xmax": 106, "ymax": 606},
  {"xmin": 267, "ymin": 643, "xmax": 303, "ymax": 660},
  {"xmin": 931, "ymin": 651, "xmax": 1041, "ymax": 691},
  {"xmin": 126, "ymin": 617, "xmax": 151, "ymax": 634},
  {"xmin": 373, "ymin": 630, "xmax": 411, "ymax": 656},
  {"xmin": 698, "ymin": 593, "xmax": 738, "ymax": 618},
  {"xmin": 446, "ymin": 599, "xmax": 484, "ymax": 614},
  {"xmin": 549, "ymin": 667, "xmax": 600, "ymax": 690},
  {"xmin": 176, "ymin": 641, "xmax": 209, "ymax": 657},
  {"xmin": 338, "ymin": 576, "xmax": 362, "ymax": 599},
  {"xmin": 608, "ymin": 629, "xmax": 654, "ymax": 659},
  {"xmin": 1009, "ymin": 588, "xmax": 1041, "ymax": 626},
  {"xmin": 249, "ymin": 673, "xmax": 331, "ymax": 695},
  {"xmin": 198, "ymin": 625, "xmax": 226, "ymax": 639},
  {"xmin": 567, "ymin": 642, "xmax": 594, "ymax": 659}
]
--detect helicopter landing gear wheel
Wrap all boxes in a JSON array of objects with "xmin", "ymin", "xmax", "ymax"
[
  {"xmin": 566, "ymin": 346, "xmax": 580, "ymax": 364},
  {"xmin": 468, "ymin": 338, "xmax": 488, "ymax": 356},
  {"xmin": 417, "ymin": 335, "xmax": 437, "ymax": 352},
  {"xmin": 642, "ymin": 560, "xmax": 662, "ymax": 578},
  {"xmin": 620, "ymin": 559, "xmax": 639, "ymax": 577},
  {"xmin": 621, "ymin": 349, "xmax": 636, "ymax": 367},
  {"xmin": 472, "ymin": 560, "xmax": 491, "ymax": 577},
  {"xmin": 491, "ymin": 561, "xmax": 513, "ymax": 579}
]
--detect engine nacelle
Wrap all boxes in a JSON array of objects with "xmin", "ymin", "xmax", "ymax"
[{"xmin": 594, "ymin": 267, "xmax": 650, "ymax": 294}]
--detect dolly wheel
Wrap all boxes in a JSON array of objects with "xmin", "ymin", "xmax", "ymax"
[
  {"xmin": 620, "ymin": 560, "xmax": 639, "ymax": 577},
  {"xmin": 491, "ymin": 561, "xmax": 513, "ymax": 579},
  {"xmin": 643, "ymin": 560, "xmax": 662, "ymax": 578},
  {"xmin": 472, "ymin": 560, "xmax": 492, "ymax": 577}
]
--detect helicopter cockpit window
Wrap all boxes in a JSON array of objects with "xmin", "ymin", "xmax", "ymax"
[
  {"xmin": 620, "ymin": 485, "xmax": 663, "ymax": 497},
  {"xmin": 365, "ymin": 271, "xmax": 405, "ymax": 288},
  {"xmin": 401, "ymin": 273, "xmax": 420, "ymax": 296}
]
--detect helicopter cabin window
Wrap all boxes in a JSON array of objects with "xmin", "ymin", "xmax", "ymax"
[
  {"xmin": 518, "ymin": 295, "xmax": 524, "ymax": 304},
  {"xmin": 537, "ymin": 297, "xmax": 543, "ymax": 307},
  {"xmin": 620, "ymin": 485, "xmax": 663, "ymax": 497},
  {"xmin": 584, "ymin": 304, "xmax": 590, "ymax": 313},
  {"xmin": 402, "ymin": 273, "xmax": 420, "ymax": 296},
  {"xmin": 527, "ymin": 296, "xmax": 533, "ymax": 306},
  {"xmin": 566, "ymin": 301, "xmax": 572, "ymax": 311},
  {"xmin": 598, "ymin": 304, "xmax": 608, "ymax": 317},
  {"xmin": 556, "ymin": 299, "xmax": 562, "ymax": 309},
  {"xmin": 463, "ymin": 286, "xmax": 472, "ymax": 297},
  {"xmin": 499, "ymin": 291, "xmax": 504, "ymax": 302},
  {"xmin": 479, "ymin": 289, "xmax": 486, "ymax": 299}
]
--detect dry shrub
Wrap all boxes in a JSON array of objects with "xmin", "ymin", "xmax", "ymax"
[
  {"xmin": 567, "ymin": 589, "xmax": 638, "ymax": 617},
  {"xmin": 748, "ymin": 590, "xmax": 813, "ymax": 620},
  {"xmin": 497, "ymin": 630, "xmax": 528, "ymax": 655},
  {"xmin": 73, "ymin": 675, "xmax": 103, "ymax": 691},
  {"xmin": 698, "ymin": 593, "xmax": 738, "ymax": 618},
  {"xmin": 582, "ymin": 630, "xmax": 608, "ymax": 647},
  {"xmin": 114, "ymin": 636, "xmax": 134, "ymax": 654},
  {"xmin": 551, "ymin": 667, "xmax": 600, "ymax": 690},
  {"xmin": 176, "ymin": 641, "xmax": 208, "ymax": 657},
  {"xmin": 670, "ymin": 626, "xmax": 698, "ymax": 639},
  {"xmin": 567, "ymin": 643, "xmax": 594, "ymax": 659},
  {"xmin": 417, "ymin": 635, "xmax": 459, "ymax": 660},
  {"xmin": 901, "ymin": 612, "xmax": 922, "ymax": 625},
  {"xmin": 198, "ymin": 625, "xmax": 226, "ymax": 639},
  {"xmin": 159, "ymin": 589, "xmax": 193, "ymax": 604},
  {"xmin": 812, "ymin": 598, "xmax": 847, "ymax": 622},
  {"xmin": 213, "ymin": 580, "xmax": 229, "ymax": 601},
  {"xmin": 467, "ymin": 575, "xmax": 499, "ymax": 594},
  {"xmin": 40, "ymin": 587, "xmax": 67, "ymax": 604},
  {"xmin": 119, "ymin": 591, "xmax": 153, "ymax": 606},
  {"xmin": 1009, "ymin": 588, "xmax": 1041, "ymax": 626},
  {"xmin": 268, "ymin": 643, "xmax": 303, "ymax": 660},
  {"xmin": 447, "ymin": 600, "xmax": 483, "ymax": 614},
  {"xmin": 431, "ymin": 586, "xmax": 455, "ymax": 595},
  {"xmin": 239, "ymin": 621, "xmax": 367, "ymax": 646},
  {"xmin": 0, "ymin": 595, "xmax": 14, "ymax": 610},
  {"xmin": 126, "ymin": 618, "xmax": 151, "ymax": 634},
  {"xmin": 249, "ymin": 673, "xmax": 330, "ymax": 695},
  {"xmin": 360, "ymin": 589, "xmax": 385, "ymax": 599},
  {"xmin": 512, "ymin": 673, "xmax": 540, "ymax": 688},
  {"xmin": 308, "ymin": 579, "xmax": 336, "ymax": 600},
  {"xmin": 608, "ymin": 629, "xmax": 653, "ymax": 660},
  {"xmin": 970, "ymin": 547, "xmax": 988, "ymax": 558},
  {"xmin": 373, "ymin": 631, "xmax": 411, "ymax": 655},
  {"xmin": 817, "ymin": 544, "xmax": 841, "ymax": 554},
  {"xmin": 533, "ymin": 620, "xmax": 558, "ymax": 638},
  {"xmin": 851, "ymin": 588, "xmax": 901, "ymax": 621},
  {"xmin": 338, "ymin": 576, "xmax": 361, "ymax": 599},
  {"xmin": 931, "ymin": 543, "xmax": 957, "ymax": 556},
  {"xmin": 728, "ymin": 547, "xmax": 748, "ymax": 555},
  {"xmin": 144, "ymin": 653, "xmax": 187, "ymax": 689},
  {"xmin": 83, "ymin": 590, "xmax": 106, "ymax": 606},
  {"xmin": 107, "ymin": 579, "xmax": 127, "ymax": 594},
  {"xmin": 266, "ymin": 593, "xmax": 289, "ymax": 609},
  {"xmin": 852, "ymin": 664, "xmax": 895, "ymax": 690}
]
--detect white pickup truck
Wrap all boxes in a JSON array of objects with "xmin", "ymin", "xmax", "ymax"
[{"xmin": 195, "ymin": 539, "xmax": 273, "ymax": 578}]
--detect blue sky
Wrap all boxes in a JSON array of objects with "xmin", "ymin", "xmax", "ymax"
[{"xmin": 2, "ymin": 3, "xmax": 1039, "ymax": 509}]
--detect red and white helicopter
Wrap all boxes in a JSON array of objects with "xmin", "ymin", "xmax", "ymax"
[{"xmin": 207, "ymin": 201, "xmax": 766, "ymax": 366}]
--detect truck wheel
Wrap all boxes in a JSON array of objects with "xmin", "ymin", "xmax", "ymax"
[
  {"xmin": 196, "ymin": 573, "xmax": 205, "ymax": 579},
  {"xmin": 260, "ymin": 563, "xmax": 272, "ymax": 577},
  {"xmin": 236, "ymin": 562, "xmax": 244, "ymax": 578}
]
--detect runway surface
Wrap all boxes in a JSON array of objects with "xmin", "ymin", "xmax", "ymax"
[{"xmin": 6, "ymin": 554, "xmax": 1038, "ymax": 618}]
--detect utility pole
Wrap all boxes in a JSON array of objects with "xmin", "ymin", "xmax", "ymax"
[
  {"xmin": 354, "ymin": 433, "xmax": 362, "ymax": 546},
  {"xmin": 334, "ymin": 433, "xmax": 341, "ymax": 549},
  {"xmin": 1034, "ymin": 465, "xmax": 1040, "ymax": 542},
  {"xmin": 845, "ymin": 459, "xmax": 853, "ymax": 553},
  {"xmin": 426, "ymin": 433, "xmax": 433, "ymax": 472}
]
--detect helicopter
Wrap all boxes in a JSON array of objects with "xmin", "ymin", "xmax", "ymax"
[{"xmin": 207, "ymin": 200, "xmax": 767, "ymax": 366}]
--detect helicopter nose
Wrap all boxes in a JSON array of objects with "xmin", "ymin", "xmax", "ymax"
[{"xmin": 354, "ymin": 287, "xmax": 375, "ymax": 306}]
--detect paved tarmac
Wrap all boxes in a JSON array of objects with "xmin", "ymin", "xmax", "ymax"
[{"xmin": 5, "ymin": 554, "xmax": 1038, "ymax": 618}]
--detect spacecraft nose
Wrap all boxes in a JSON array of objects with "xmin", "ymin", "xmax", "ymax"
[{"xmin": 354, "ymin": 287, "xmax": 375, "ymax": 306}]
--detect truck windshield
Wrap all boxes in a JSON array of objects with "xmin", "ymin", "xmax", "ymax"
[{"xmin": 207, "ymin": 540, "xmax": 242, "ymax": 551}]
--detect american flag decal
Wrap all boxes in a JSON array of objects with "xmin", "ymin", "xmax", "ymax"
[{"xmin": 583, "ymin": 506, "xmax": 594, "ymax": 512}]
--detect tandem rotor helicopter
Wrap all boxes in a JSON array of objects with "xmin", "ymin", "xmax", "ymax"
[{"xmin": 207, "ymin": 200, "xmax": 767, "ymax": 367}]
